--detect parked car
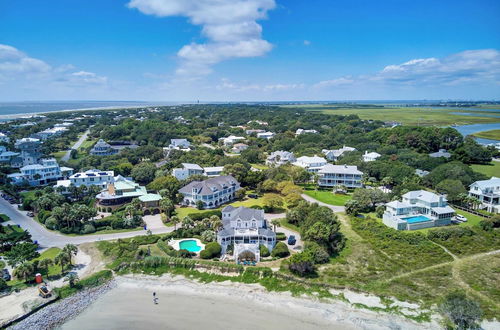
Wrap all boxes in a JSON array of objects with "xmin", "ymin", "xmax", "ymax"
[
  {"xmin": 455, "ymin": 214, "xmax": 467, "ymax": 222},
  {"xmin": 287, "ymin": 235, "xmax": 296, "ymax": 245},
  {"xmin": 2, "ymin": 269, "xmax": 11, "ymax": 281},
  {"xmin": 248, "ymin": 194, "xmax": 259, "ymax": 199},
  {"xmin": 27, "ymin": 212, "xmax": 35, "ymax": 217}
]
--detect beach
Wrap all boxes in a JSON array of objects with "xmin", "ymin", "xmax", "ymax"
[{"xmin": 59, "ymin": 275, "xmax": 436, "ymax": 330}]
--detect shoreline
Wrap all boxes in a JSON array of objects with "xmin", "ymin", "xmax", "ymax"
[{"xmin": 58, "ymin": 274, "xmax": 439, "ymax": 330}]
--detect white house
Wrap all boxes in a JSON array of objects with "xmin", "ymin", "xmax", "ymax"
[
  {"xmin": 468, "ymin": 177, "xmax": 500, "ymax": 213},
  {"xmin": 8, "ymin": 158, "xmax": 73, "ymax": 186},
  {"xmin": 266, "ymin": 150, "xmax": 296, "ymax": 166},
  {"xmin": 32, "ymin": 126, "xmax": 68, "ymax": 140},
  {"xmin": 245, "ymin": 129, "xmax": 265, "ymax": 135},
  {"xmin": 322, "ymin": 146, "xmax": 356, "ymax": 161},
  {"xmin": 220, "ymin": 135, "xmax": 245, "ymax": 146},
  {"xmin": 232, "ymin": 143, "xmax": 249, "ymax": 154},
  {"xmin": 295, "ymin": 128, "xmax": 318, "ymax": 135},
  {"xmin": 429, "ymin": 149, "xmax": 451, "ymax": 158},
  {"xmin": 203, "ymin": 166, "xmax": 224, "ymax": 177},
  {"xmin": 172, "ymin": 163, "xmax": 204, "ymax": 181},
  {"xmin": 293, "ymin": 155, "xmax": 327, "ymax": 173},
  {"xmin": 179, "ymin": 175, "xmax": 240, "ymax": 209},
  {"xmin": 383, "ymin": 190, "xmax": 455, "ymax": 230},
  {"xmin": 217, "ymin": 206, "xmax": 276, "ymax": 263},
  {"xmin": 362, "ymin": 151, "xmax": 381, "ymax": 162},
  {"xmin": 169, "ymin": 139, "xmax": 191, "ymax": 150},
  {"xmin": 318, "ymin": 164, "xmax": 363, "ymax": 188},
  {"xmin": 256, "ymin": 131, "xmax": 275, "ymax": 140},
  {"xmin": 0, "ymin": 132, "xmax": 9, "ymax": 143},
  {"xmin": 55, "ymin": 169, "xmax": 115, "ymax": 191}
]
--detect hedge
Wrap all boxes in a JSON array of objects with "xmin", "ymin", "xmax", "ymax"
[
  {"xmin": 271, "ymin": 242, "xmax": 290, "ymax": 258},
  {"xmin": 189, "ymin": 210, "xmax": 222, "ymax": 222},
  {"xmin": 200, "ymin": 242, "xmax": 222, "ymax": 259}
]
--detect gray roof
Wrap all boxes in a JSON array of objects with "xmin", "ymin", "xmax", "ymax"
[
  {"xmin": 182, "ymin": 163, "xmax": 203, "ymax": 170},
  {"xmin": 319, "ymin": 164, "xmax": 363, "ymax": 175},
  {"xmin": 429, "ymin": 149, "xmax": 451, "ymax": 158},
  {"xmin": 403, "ymin": 190, "xmax": 444, "ymax": 203},
  {"xmin": 470, "ymin": 177, "xmax": 500, "ymax": 190},
  {"xmin": 222, "ymin": 205, "xmax": 265, "ymax": 222},
  {"xmin": 179, "ymin": 175, "xmax": 239, "ymax": 195}
]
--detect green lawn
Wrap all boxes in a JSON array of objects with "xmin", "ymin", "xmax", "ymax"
[
  {"xmin": 282, "ymin": 104, "xmax": 500, "ymax": 126},
  {"xmin": 33, "ymin": 247, "xmax": 62, "ymax": 277},
  {"xmin": 51, "ymin": 150, "xmax": 67, "ymax": 161},
  {"xmin": 303, "ymin": 189, "xmax": 352, "ymax": 206},
  {"xmin": 250, "ymin": 163, "xmax": 270, "ymax": 170},
  {"xmin": 79, "ymin": 138, "xmax": 97, "ymax": 151},
  {"xmin": 0, "ymin": 214, "xmax": 9, "ymax": 222},
  {"xmin": 470, "ymin": 162, "xmax": 500, "ymax": 177},
  {"xmin": 472, "ymin": 129, "xmax": 500, "ymax": 140}
]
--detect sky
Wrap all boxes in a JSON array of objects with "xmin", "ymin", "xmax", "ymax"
[{"xmin": 0, "ymin": 0, "xmax": 499, "ymax": 101}]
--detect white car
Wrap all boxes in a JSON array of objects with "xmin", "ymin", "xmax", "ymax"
[{"xmin": 455, "ymin": 214, "xmax": 467, "ymax": 222}]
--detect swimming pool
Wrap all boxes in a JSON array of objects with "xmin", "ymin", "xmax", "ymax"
[
  {"xmin": 179, "ymin": 239, "xmax": 202, "ymax": 252},
  {"xmin": 403, "ymin": 215, "xmax": 431, "ymax": 224}
]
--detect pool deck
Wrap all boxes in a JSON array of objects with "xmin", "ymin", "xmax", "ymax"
[{"xmin": 169, "ymin": 238, "xmax": 205, "ymax": 253}]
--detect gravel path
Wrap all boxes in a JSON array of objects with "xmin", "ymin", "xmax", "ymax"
[{"xmin": 8, "ymin": 280, "xmax": 116, "ymax": 330}]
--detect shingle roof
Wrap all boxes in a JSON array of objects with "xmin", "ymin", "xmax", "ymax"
[
  {"xmin": 319, "ymin": 164, "xmax": 362, "ymax": 175},
  {"xmin": 179, "ymin": 175, "xmax": 239, "ymax": 195}
]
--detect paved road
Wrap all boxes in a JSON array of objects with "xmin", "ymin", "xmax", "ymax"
[
  {"xmin": 0, "ymin": 198, "xmax": 175, "ymax": 249},
  {"xmin": 301, "ymin": 193, "xmax": 346, "ymax": 213},
  {"xmin": 61, "ymin": 129, "xmax": 90, "ymax": 161}
]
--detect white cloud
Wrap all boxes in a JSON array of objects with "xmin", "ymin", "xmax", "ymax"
[
  {"xmin": 0, "ymin": 44, "xmax": 51, "ymax": 77},
  {"xmin": 128, "ymin": 0, "xmax": 276, "ymax": 77},
  {"xmin": 215, "ymin": 78, "xmax": 304, "ymax": 92},
  {"xmin": 303, "ymin": 40, "xmax": 311, "ymax": 46},
  {"xmin": 315, "ymin": 49, "xmax": 500, "ymax": 89}
]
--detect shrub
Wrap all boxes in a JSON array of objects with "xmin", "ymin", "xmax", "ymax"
[
  {"xmin": 37, "ymin": 210, "xmax": 50, "ymax": 224},
  {"xmin": 196, "ymin": 200, "xmax": 204, "ymax": 210},
  {"xmin": 189, "ymin": 210, "xmax": 222, "ymax": 222},
  {"xmin": 200, "ymin": 242, "xmax": 222, "ymax": 259},
  {"xmin": 0, "ymin": 278, "xmax": 8, "ymax": 292},
  {"xmin": 271, "ymin": 242, "xmax": 289, "ymax": 258},
  {"xmin": 131, "ymin": 235, "xmax": 161, "ymax": 245},
  {"xmin": 288, "ymin": 252, "xmax": 315, "ymax": 276},
  {"xmin": 81, "ymin": 223, "xmax": 96, "ymax": 234},
  {"xmin": 275, "ymin": 232, "xmax": 286, "ymax": 241},
  {"xmin": 427, "ymin": 227, "xmax": 475, "ymax": 241},
  {"xmin": 111, "ymin": 217, "xmax": 125, "ymax": 229},
  {"xmin": 45, "ymin": 217, "xmax": 58, "ymax": 230},
  {"xmin": 177, "ymin": 249, "xmax": 194, "ymax": 258},
  {"xmin": 439, "ymin": 291, "xmax": 482, "ymax": 330},
  {"xmin": 259, "ymin": 244, "xmax": 270, "ymax": 257},
  {"xmin": 94, "ymin": 216, "xmax": 114, "ymax": 228},
  {"xmin": 304, "ymin": 241, "xmax": 330, "ymax": 264}
]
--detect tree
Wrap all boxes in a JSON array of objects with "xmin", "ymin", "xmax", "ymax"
[
  {"xmin": 147, "ymin": 176, "xmax": 181, "ymax": 201},
  {"xmin": 38, "ymin": 258, "xmax": 54, "ymax": 276},
  {"xmin": 55, "ymin": 251, "xmax": 70, "ymax": 272},
  {"xmin": 64, "ymin": 273, "xmax": 80, "ymax": 288},
  {"xmin": 159, "ymin": 198, "xmax": 174, "ymax": 217},
  {"xmin": 182, "ymin": 216, "xmax": 194, "ymax": 229},
  {"xmin": 171, "ymin": 216, "xmax": 180, "ymax": 230},
  {"xmin": 196, "ymin": 200, "xmax": 204, "ymax": 210},
  {"xmin": 345, "ymin": 200, "xmax": 361, "ymax": 216},
  {"xmin": 439, "ymin": 291, "xmax": 482, "ymax": 330},
  {"xmin": 5, "ymin": 242, "xmax": 39, "ymax": 267},
  {"xmin": 271, "ymin": 242, "xmax": 290, "ymax": 258},
  {"xmin": 351, "ymin": 188, "xmax": 389, "ymax": 212},
  {"xmin": 436, "ymin": 179, "xmax": 466, "ymax": 203},
  {"xmin": 131, "ymin": 162, "xmax": 157, "ymax": 184},
  {"xmin": 209, "ymin": 216, "xmax": 223, "ymax": 231},
  {"xmin": 284, "ymin": 192, "xmax": 302, "ymax": 208},
  {"xmin": 222, "ymin": 163, "xmax": 249, "ymax": 184},
  {"xmin": 288, "ymin": 252, "xmax": 315, "ymax": 276},
  {"xmin": 263, "ymin": 194, "xmax": 284, "ymax": 212},
  {"xmin": 63, "ymin": 244, "xmax": 78, "ymax": 266},
  {"xmin": 271, "ymin": 219, "xmax": 281, "ymax": 232},
  {"xmin": 13, "ymin": 261, "xmax": 34, "ymax": 282},
  {"xmin": 201, "ymin": 230, "xmax": 216, "ymax": 242}
]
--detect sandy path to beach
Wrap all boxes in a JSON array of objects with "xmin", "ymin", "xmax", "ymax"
[{"xmin": 62, "ymin": 275, "xmax": 438, "ymax": 330}]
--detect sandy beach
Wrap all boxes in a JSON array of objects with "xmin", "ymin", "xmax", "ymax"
[{"xmin": 60, "ymin": 275, "xmax": 437, "ymax": 330}]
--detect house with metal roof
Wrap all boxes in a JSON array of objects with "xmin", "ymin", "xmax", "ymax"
[
  {"xmin": 172, "ymin": 163, "xmax": 204, "ymax": 180},
  {"xmin": 469, "ymin": 177, "xmax": 500, "ymax": 213},
  {"xmin": 0, "ymin": 132, "xmax": 10, "ymax": 143},
  {"xmin": 179, "ymin": 175, "xmax": 240, "ymax": 209},
  {"xmin": 322, "ymin": 146, "xmax": 356, "ymax": 161},
  {"xmin": 55, "ymin": 169, "xmax": 115, "ymax": 191},
  {"xmin": 266, "ymin": 150, "xmax": 296, "ymax": 166},
  {"xmin": 295, "ymin": 128, "xmax": 318, "ymax": 135},
  {"xmin": 7, "ymin": 158, "xmax": 73, "ymax": 186},
  {"xmin": 217, "ymin": 205, "xmax": 276, "ymax": 262},
  {"xmin": 362, "ymin": 151, "xmax": 381, "ymax": 162},
  {"xmin": 14, "ymin": 137, "xmax": 42, "ymax": 166},
  {"xmin": 383, "ymin": 190, "xmax": 455, "ymax": 230},
  {"xmin": 256, "ymin": 131, "xmax": 275, "ymax": 140},
  {"xmin": 318, "ymin": 164, "xmax": 363, "ymax": 188},
  {"xmin": 293, "ymin": 155, "xmax": 327, "ymax": 173},
  {"xmin": 429, "ymin": 149, "xmax": 451, "ymax": 158}
]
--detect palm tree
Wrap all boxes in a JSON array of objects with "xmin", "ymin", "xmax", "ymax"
[
  {"xmin": 125, "ymin": 204, "xmax": 135, "ymax": 219},
  {"xmin": 63, "ymin": 244, "xmax": 78, "ymax": 266},
  {"xmin": 171, "ymin": 216, "xmax": 180, "ymax": 230},
  {"xmin": 159, "ymin": 198, "xmax": 174, "ymax": 217},
  {"xmin": 64, "ymin": 273, "xmax": 79, "ymax": 288},
  {"xmin": 211, "ymin": 218, "xmax": 223, "ymax": 231},
  {"xmin": 271, "ymin": 219, "xmax": 281, "ymax": 232},
  {"xmin": 55, "ymin": 251, "xmax": 70, "ymax": 272},
  {"xmin": 13, "ymin": 261, "xmax": 34, "ymax": 282},
  {"xmin": 38, "ymin": 258, "xmax": 54, "ymax": 276}
]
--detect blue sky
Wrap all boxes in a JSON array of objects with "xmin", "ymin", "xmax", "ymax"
[{"xmin": 0, "ymin": 0, "xmax": 499, "ymax": 101}]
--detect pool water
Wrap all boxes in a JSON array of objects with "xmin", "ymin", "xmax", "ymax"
[
  {"xmin": 179, "ymin": 239, "xmax": 202, "ymax": 252},
  {"xmin": 403, "ymin": 215, "xmax": 431, "ymax": 224}
]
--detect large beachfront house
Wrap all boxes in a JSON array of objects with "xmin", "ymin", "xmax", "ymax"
[
  {"xmin": 217, "ymin": 206, "xmax": 276, "ymax": 263},
  {"xmin": 293, "ymin": 155, "xmax": 327, "ymax": 173},
  {"xmin": 95, "ymin": 175, "xmax": 147, "ymax": 210},
  {"xmin": 318, "ymin": 164, "xmax": 363, "ymax": 188},
  {"xmin": 55, "ymin": 169, "xmax": 115, "ymax": 191},
  {"xmin": 468, "ymin": 177, "xmax": 500, "ymax": 213},
  {"xmin": 179, "ymin": 175, "xmax": 240, "ymax": 209},
  {"xmin": 266, "ymin": 150, "xmax": 296, "ymax": 166},
  {"xmin": 7, "ymin": 158, "xmax": 73, "ymax": 186},
  {"xmin": 383, "ymin": 190, "xmax": 455, "ymax": 230}
]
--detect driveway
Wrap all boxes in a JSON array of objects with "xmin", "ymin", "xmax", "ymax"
[
  {"xmin": 264, "ymin": 213, "xmax": 302, "ymax": 251},
  {"xmin": 0, "ymin": 198, "xmax": 175, "ymax": 249},
  {"xmin": 301, "ymin": 193, "xmax": 346, "ymax": 213},
  {"xmin": 61, "ymin": 129, "xmax": 90, "ymax": 161}
]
